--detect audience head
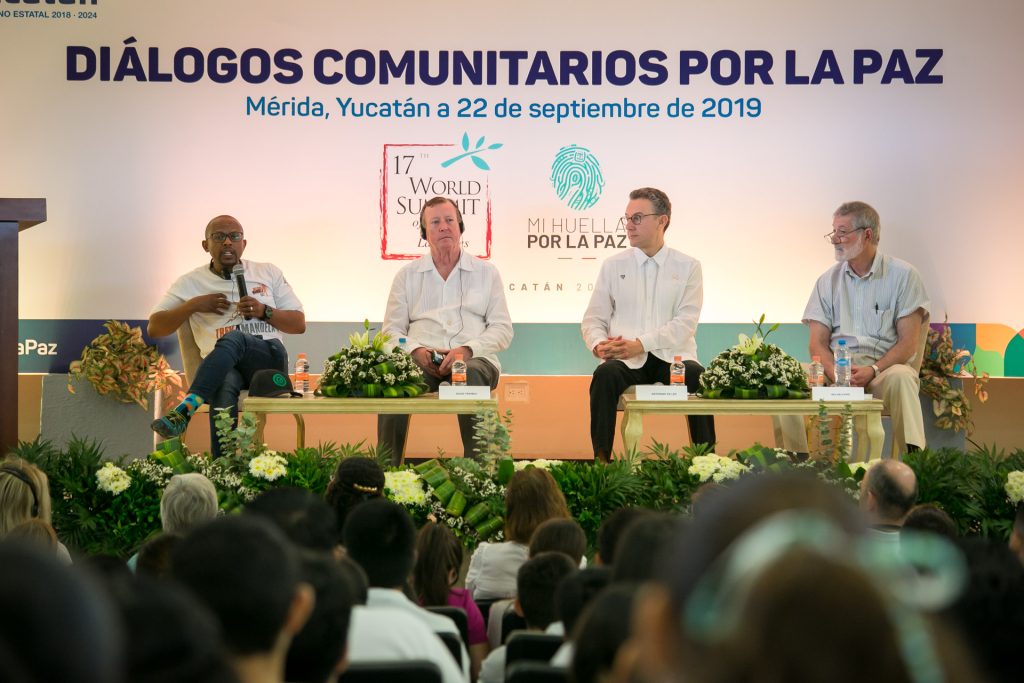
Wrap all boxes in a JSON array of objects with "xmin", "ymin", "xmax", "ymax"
[
  {"xmin": 611, "ymin": 513, "xmax": 684, "ymax": 584},
  {"xmin": 335, "ymin": 555, "xmax": 369, "ymax": 605},
  {"xmin": 515, "ymin": 551, "xmax": 577, "ymax": 630},
  {"xmin": 324, "ymin": 457, "xmax": 384, "ymax": 541},
  {"xmin": 860, "ymin": 459, "xmax": 918, "ymax": 526},
  {"xmin": 570, "ymin": 584, "xmax": 637, "ymax": 683},
  {"xmin": 504, "ymin": 467, "xmax": 570, "ymax": 544},
  {"xmin": 160, "ymin": 473, "xmax": 218, "ymax": 535},
  {"xmin": 135, "ymin": 532, "xmax": 181, "ymax": 579},
  {"xmin": 6, "ymin": 518, "xmax": 59, "ymax": 553},
  {"xmin": 342, "ymin": 498, "xmax": 415, "ymax": 589},
  {"xmin": 412, "ymin": 521, "xmax": 463, "ymax": 606},
  {"xmin": 171, "ymin": 515, "xmax": 312, "ymax": 658},
  {"xmin": 109, "ymin": 574, "xmax": 239, "ymax": 683},
  {"xmin": 596, "ymin": 507, "xmax": 651, "ymax": 566},
  {"xmin": 555, "ymin": 566, "xmax": 612, "ymax": 637},
  {"xmin": 0, "ymin": 542, "xmax": 122, "ymax": 682},
  {"xmin": 529, "ymin": 517, "xmax": 586, "ymax": 566},
  {"xmin": 902, "ymin": 504, "xmax": 958, "ymax": 540},
  {"xmin": 946, "ymin": 538, "xmax": 1024, "ymax": 683},
  {"xmin": 246, "ymin": 486, "xmax": 338, "ymax": 553},
  {"xmin": 0, "ymin": 457, "xmax": 52, "ymax": 536},
  {"xmin": 286, "ymin": 551, "xmax": 358, "ymax": 683},
  {"xmin": 690, "ymin": 481, "xmax": 727, "ymax": 518}
]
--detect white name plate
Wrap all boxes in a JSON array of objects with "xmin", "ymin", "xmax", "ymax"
[
  {"xmin": 812, "ymin": 386, "xmax": 866, "ymax": 401},
  {"xmin": 439, "ymin": 385, "xmax": 492, "ymax": 400},
  {"xmin": 636, "ymin": 385, "xmax": 689, "ymax": 401}
]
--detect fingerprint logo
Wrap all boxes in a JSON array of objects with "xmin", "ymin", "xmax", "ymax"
[{"xmin": 550, "ymin": 144, "xmax": 604, "ymax": 211}]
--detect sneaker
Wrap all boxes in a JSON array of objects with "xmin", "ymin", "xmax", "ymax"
[{"xmin": 151, "ymin": 410, "xmax": 189, "ymax": 439}]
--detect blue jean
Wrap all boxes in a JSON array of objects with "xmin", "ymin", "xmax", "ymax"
[{"xmin": 188, "ymin": 330, "xmax": 288, "ymax": 457}]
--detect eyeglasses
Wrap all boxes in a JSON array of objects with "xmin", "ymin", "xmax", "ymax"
[
  {"xmin": 620, "ymin": 213, "xmax": 662, "ymax": 227},
  {"xmin": 209, "ymin": 231, "xmax": 244, "ymax": 243},
  {"xmin": 824, "ymin": 227, "xmax": 866, "ymax": 243}
]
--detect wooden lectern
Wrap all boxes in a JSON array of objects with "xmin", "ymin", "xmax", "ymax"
[{"xmin": 1, "ymin": 199, "xmax": 46, "ymax": 454}]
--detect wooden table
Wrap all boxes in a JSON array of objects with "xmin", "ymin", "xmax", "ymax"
[
  {"xmin": 242, "ymin": 393, "xmax": 499, "ymax": 450},
  {"xmin": 619, "ymin": 396, "xmax": 886, "ymax": 461}
]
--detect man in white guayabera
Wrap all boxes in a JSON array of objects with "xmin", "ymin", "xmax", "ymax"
[{"xmin": 379, "ymin": 196, "xmax": 513, "ymax": 465}]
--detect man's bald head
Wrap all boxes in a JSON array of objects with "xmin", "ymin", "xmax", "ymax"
[
  {"xmin": 862, "ymin": 460, "xmax": 918, "ymax": 525},
  {"xmin": 205, "ymin": 215, "xmax": 242, "ymax": 239}
]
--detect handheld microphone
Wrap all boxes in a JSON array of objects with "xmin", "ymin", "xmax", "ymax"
[{"xmin": 232, "ymin": 264, "xmax": 251, "ymax": 320}]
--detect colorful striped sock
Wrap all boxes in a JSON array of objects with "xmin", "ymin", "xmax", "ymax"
[{"xmin": 174, "ymin": 393, "xmax": 206, "ymax": 418}]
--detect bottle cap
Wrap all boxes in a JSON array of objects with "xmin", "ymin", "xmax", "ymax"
[
  {"xmin": 297, "ymin": 352, "xmax": 307, "ymax": 358},
  {"xmin": 674, "ymin": 355, "xmax": 682, "ymax": 361},
  {"xmin": 838, "ymin": 339, "xmax": 847, "ymax": 346},
  {"xmin": 455, "ymin": 353, "xmax": 464, "ymax": 360},
  {"xmin": 812, "ymin": 355, "xmax": 821, "ymax": 362}
]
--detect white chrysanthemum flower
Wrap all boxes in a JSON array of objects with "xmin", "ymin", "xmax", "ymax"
[
  {"xmin": 385, "ymin": 470, "xmax": 428, "ymax": 507},
  {"xmin": 688, "ymin": 454, "xmax": 749, "ymax": 483},
  {"xmin": 248, "ymin": 452, "xmax": 288, "ymax": 481},
  {"xmin": 514, "ymin": 459, "xmax": 558, "ymax": 471},
  {"xmin": 96, "ymin": 462, "xmax": 132, "ymax": 495},
  {"xmin": 1005, "ymin": 471, "xmax": 1024, "ymax": 505}
]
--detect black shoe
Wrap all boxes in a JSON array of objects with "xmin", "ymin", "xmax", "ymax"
[{"xmin": 151, "ymin": 411, "xmax": 189, "ymax": 439}]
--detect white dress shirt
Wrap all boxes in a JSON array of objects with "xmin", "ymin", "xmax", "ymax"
[
  {"xmin": 465, "ymin": 541, "xmax": 529, "ymax": 601},
  {"xmin": 582, "ymin": 246, "xmax": 703, "ymax": 367},
  {"xmin": 366, "ymin": 588, "xmax": 469, "ymax": 680},
  {"xmin": 383, "ymin": 250, "xmax": 513, "ymax": 371},
  {"xmin": 347, "ymin": 605, "xmax": 468, "ymax": 683}
]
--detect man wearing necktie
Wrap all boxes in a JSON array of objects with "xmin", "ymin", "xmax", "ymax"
[{"xmin": 582, "ymin": 188, "xmax": 716, "ymax": 463}]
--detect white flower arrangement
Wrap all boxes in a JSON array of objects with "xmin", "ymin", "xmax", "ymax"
[
  {"xmin": 1005, "ymin": 471, "xmax": 1024, "ymax": 505},
  {"xmin": 514, "ymin": 459, "xmax": 559, "ymax": 471},
  {"xmin": 688, "ymin": 454, "xmax": 749, "ymax": 483},
  {"xmin": 248, "ymin": 452, "xmax": 288, "ymax": 482},
  {"xmin": 96, "ymin": 462, "xmax": 132, "ymax": 495},
  {"xmin": 385, "ymin": 470, "xmax": 429, "ymax": 507},
  {"xmin": 318, "ymin": 320, "xmax": 428, "ymax": 398},
  {"xmin": 700, "ymin": 316, "xmax": 810, "ymax": 399}
]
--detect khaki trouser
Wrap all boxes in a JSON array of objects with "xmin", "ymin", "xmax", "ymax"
[{"xmin": 776, "ymin": 364, "xmax": 925, "ymax": 456}]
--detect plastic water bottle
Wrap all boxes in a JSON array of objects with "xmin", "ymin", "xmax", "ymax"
[
  {"xmin": 808, "ymin": 355, "xmax": 825, "ymax": 387},
  {"xmin": 451, "ymin": 354, "xmax": 467, "ymax": 386},
  {"xmin": 670, "ymin": 355, "xmax": 686, "ymax": 386},
  {"xmin": 834, "ymin": 340, "xmax": 851, "ymax": 387},
  {"xmin": 295, "ymin": 353, "xmax": 310, "ymax": 394}
]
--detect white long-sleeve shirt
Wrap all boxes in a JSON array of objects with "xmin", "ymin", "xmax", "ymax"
[
  {"xmin": 582, "ymin": 246, "xmax": 703, "ymax": 368},
  {"xmin": 383, "ymin": 250, "xmax": 513, "ymax": 371}
]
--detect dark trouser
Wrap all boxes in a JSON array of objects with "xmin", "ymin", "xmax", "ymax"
[
  {"xmin": 188, "ymin": 330, "xmax": 288, "ymax": 458},
  {"xmin": 377, "ymin": 357, "xmax": 500, "ymax": 465},
  {"xmin": 589, "ymin": 355, "xmax": 715, "ymax": 459}
]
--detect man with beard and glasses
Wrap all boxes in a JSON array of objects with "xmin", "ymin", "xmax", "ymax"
[{"xmin": 781, "ymin": 201, "xmax": 930, "ymax": 455}]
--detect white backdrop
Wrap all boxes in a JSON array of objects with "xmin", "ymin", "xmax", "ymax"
[{"xmin": 4, "ymin": 0, "xmax": 1022, "ymax": 330}]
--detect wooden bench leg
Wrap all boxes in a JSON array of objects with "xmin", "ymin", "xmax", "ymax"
[
  {"xmin": 621, "ymin": 409, "xmax": 642, "ymax": 454},
  {"xmin": 293, "ymin": 414, "xmax": 306, "ymax": 449},
  {"xmin": 254, "ymin": 412, "xmax": 267, "ymax": 445},
  {"xmin": 866, "ymin": 413, "xmax": 885, "ymax": 461}
]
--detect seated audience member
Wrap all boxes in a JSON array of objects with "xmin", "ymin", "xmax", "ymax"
[
  {"xmin": 902, "ymin": 503, "xmax": 958, "ymax": 539},
  {"xmin": 690, "ymin": 481, "xmax": 726, "ymax": 517},
  {"xmin": 246, "ymin": 487, "xmax": 338, "ymax": 555},
  {"xmin": 171, "ymin": 516, "xmax": 314, "ymax": 683},
  {"xmin": 611, "ymin": 512, "xmax": 684, "ymax": 584},
  {"xmin": 109, "ymin": 574, "xmax": 239, "ymax": 683},
  {"xmin": 550, "ymin": 566, "xmax": 612, "ymax": 668},
  {"xmin": 478, "ymin": 552, "xmax": 577, "ymax": 683},
  {"xmin": 160, "ymin": 472, "xmax": 219, "ymax": 534},
  {"xmin": 467, "ymin": 467, "xmax": 571, "ymax": 600},
  {"xmin": 861, "ymin": 460, "xmax": 918, "ymax": 541},
  {"xmin": 569, "ymin": 584, "xmax": 637, "ymax": 683},
  {"xmin": 129, "ymin": 471, "xmax": 219, "ymax": 571},
  {"xmin": 529, "ymin": 517, "xmax": 588, "ymax": 568},
  {"xmin": 595, "ymin": 507, "xmax": 652, "ymax": 566},
  {"xmin": 324, "ymin": 456, "xmax": 384, "ymax": 543},
  {"xmin": 0, "ymin": 542, "xmax": 122, "ymax": 682},
  {"xmin": 6, "ymin": 517, "xmax": 59, "ymax": 553},
  {"xmin": 1009, "ymin": 503, "xmax": 1024, "ymax": 567},
  {"xmin": 627, "ymin": 473, "xmax": 979, "ymax": 683},
  {"xmin": 135, "ymin": 532, "xmax": 181, "ymax": 578},
  {"xmin": 0, "ymin": 456, "xmax": 71, "ymax": 563},
  {"xmin": 945, "ymin": 538, "xmax": 1024, "ymax": 683},
  {"xmin": 343, "ymin": 499, "xmax": 468, "ymax": 682},
  {"xmin": 413, "ymin": 522, "xmax": 489, "ymax": 679},
  {"xmin": 285, "ymin": 552, "xmax": 358, "ymax": 683},
  {"xmin": 336, "ymin": 554, "xmax": 369, "ymax": 604}
]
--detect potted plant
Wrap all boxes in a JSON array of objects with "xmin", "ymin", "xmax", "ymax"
[
  {"xmin": 919, "ymin": 318, "xmax": 990, "ymax": 448},
  {"xmin": 40, "ymin": 320, "xmax": 182, "ymax": 458}
]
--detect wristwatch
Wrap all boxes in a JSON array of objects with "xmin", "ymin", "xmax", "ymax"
[
  {"xmin": 261, "ymin": 305, "xmax": 274, "ymax": 322},
  {"xmin": 870, "ymin": 363, "xmax": 880, "ymax": 377}
]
